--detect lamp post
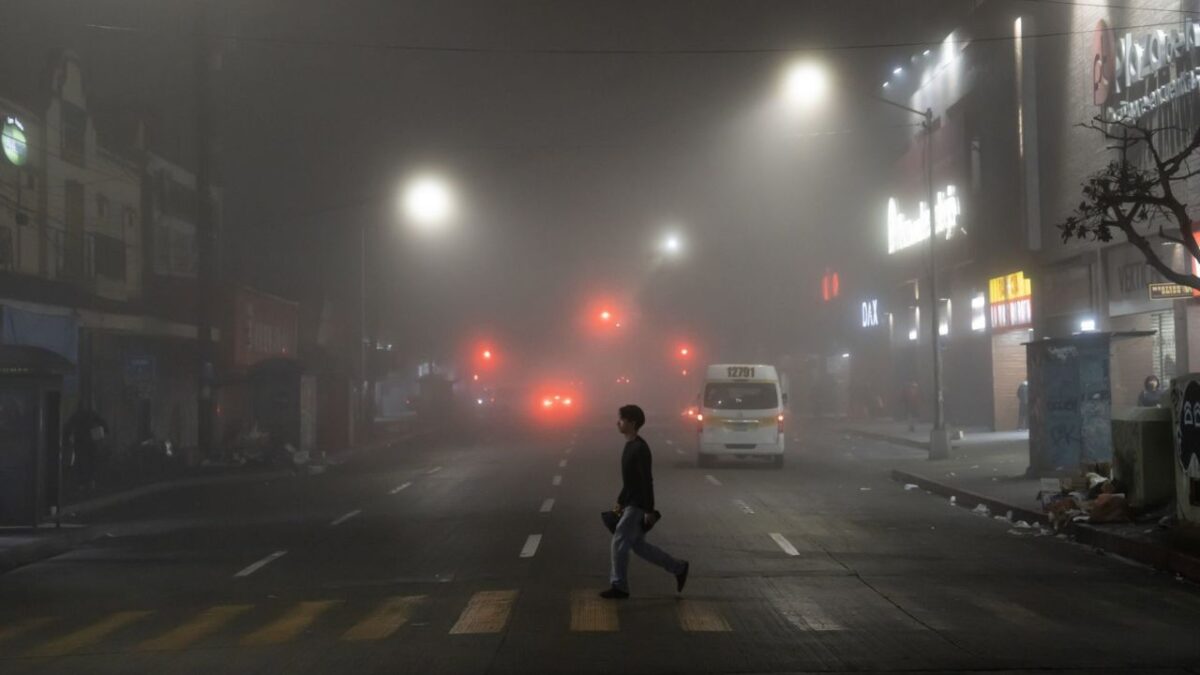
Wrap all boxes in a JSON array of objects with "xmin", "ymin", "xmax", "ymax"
[
  {"xmin": 782, "ymin": 61, "xmax": 949, "ymax": 458},
  {"xmin": 359, "ymin": 174, "xmax": 457, "ymax": 440}
]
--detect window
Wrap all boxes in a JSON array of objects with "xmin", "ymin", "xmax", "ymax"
[
  {"xmin": 938, "ymin": 298, "xmax": 952, "ymax": 336},
  {"xmin": 971, "ymin": 293, "xmax": 987, "ymax": 332},
  {"xmin": 703, "ymin": 383, "xmax": 779, "ymax": 410},
  {"xmin": 92, "ymin": 233, "xmax": 125, "ymax": 281},
  {"xmin": 62, "ymin": 103, "xmax": 86, "ymax": 164}
]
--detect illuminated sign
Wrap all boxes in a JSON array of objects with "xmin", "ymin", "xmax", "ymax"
[
  {"xmin": 821, "ymin": 270, "xmax": 840, "ymax": 302},
  {"xmin": 1, "ymin": 117, "xmax": 27, "ymax": 166},
  {"xmin": 989, "ymin": 271, "xmax": 1032, "ymax": 329},
  {"xmin": 887, "ymin": 185, "xmax": 961, "ymax": 254},
  {"xmin": 861, "ymin": 299, "xmax": 879, "ymax": 328},
  {"xmin": 1093, "ymin": 19, "xmax": 1200, "ymax": 120}
]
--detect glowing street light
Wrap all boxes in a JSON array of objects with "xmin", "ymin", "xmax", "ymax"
[
  {"xmin": 402, "ymin": 174, "xmax": 456, "ymax": 228},
  {"xmin": 782, "ymin": 61, "xmax": 830, "ymax": 109}
]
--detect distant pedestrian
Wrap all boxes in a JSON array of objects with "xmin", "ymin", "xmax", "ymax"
[
  {"xmin": 1138, "ymin": 375, "xmax": 1163, "ymax": 407},
  {"xmin": 600, "ymin": 404, "xmax": 689, "ymax": 600},
  {"xmin": 1016, "ymin": 380, "xmax": 1029, "ymax": 430},
  {"xmin": 65, "ymin": 405, "xmax": 108, "ymax": 490},
  {"xmin": 903, "ymin": 380, "xmax": 920, "ymax": 432}
]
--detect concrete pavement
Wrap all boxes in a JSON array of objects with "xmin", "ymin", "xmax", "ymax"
[{"xmin": 0, "ymin": 419, "xmax": 1198, "ymax": 673}]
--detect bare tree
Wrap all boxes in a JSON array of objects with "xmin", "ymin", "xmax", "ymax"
[{"xmin": 1060, "ymin": 116, "xmax": 1200, "ymax": 290}]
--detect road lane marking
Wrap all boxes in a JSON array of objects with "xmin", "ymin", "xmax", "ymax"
[
  {"xmin": 330, "ymin": 509, "xmax": 362, "ymax": 527},
  {"xmin": 559, "ymin": 459, "xmax": 568, "ymax": 468},
  {"xmin": 241, "ymin": 601, "xmax": 340, "ymax": 646},
  {"xmin": 769, "ymin": 533, "xmax": 800, "ymax": 556},
  {"xmin": 450, "ymin": 590, "xmax": 518, "ymax": 634},
  {"xmin": 705, "ymin": 475, "xmax": 722, "ymax": 486},
  {"xmin": 732, "ymin": 499, "xmax": 755, "ymax": 514},
  {"xmin": 565, "ymin": 447, "xmax": 573, "ymax": 454},
  {"xmin": 0, "ymin": 617, "xmax": 54, "ymax": 645},
  {"xmin": 780, "ymin": 600, "xmax": 844, "ymax": 631},
  {"xmin": 28, "ymin": 611, "xmax": 153, "ymax": 657},
  {"xmin": 234, "ymin": 550, "xmax": 288, "ymax": 578},
  {"xmin": 552, "ymin": 475, "xmax": 563, "ymax": 486},
  {"xmin": 136, "ymin": 605, "xmax": 253, "ymax": 652},
  {"xmin": 969, "ymin": 596, "xmax": 1058, "ymax": 631},
  {"xmin": 570, "ymin": 590, "xmax": 619, "ymax": 632},
  {"xmin": 665, "ymin": 440, "xmax": 674, "ymax": 445},
  {"xmin": 540, "ymin": 498, "xmax": 555, "ymax": 513},
  {"xmin": 519, "ymin": 534, "xmax": 543, "ymax": 558},
  {"xmin": 675, "ymin": 448, "xmax": 685, "ymax": 455},
  {"xmin": 677, "ymin": 600, "xmax": 731, "ymax": 632},
  {"xmin": 389, "ymin": 482, "xmax": 413, "ymax": 494},
  {"xmin": 342, "ymin": 596, "xmax": 426, "ymax": 641},
  {"xmin": 426, "ymin": 466, "xmax": 442, "ymax": 475}
]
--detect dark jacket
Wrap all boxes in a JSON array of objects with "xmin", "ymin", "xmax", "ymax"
[{"xmin": 617, "ymin": 436, "xmax": 655, "ymax": 511}]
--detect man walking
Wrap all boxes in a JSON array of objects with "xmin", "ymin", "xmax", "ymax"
[{"xmin": 601, "ymin": 404, "xmax": 689, "ymax": 599}]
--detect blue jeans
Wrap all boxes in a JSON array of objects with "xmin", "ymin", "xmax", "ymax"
[{"xmin": 610, "ymin": 505, "xmax": 685, "ymax": 592}]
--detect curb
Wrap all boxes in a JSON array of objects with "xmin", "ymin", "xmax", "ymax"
[
  {"xmin": 891, "ymin": 468, "xmax": 1200, "ymax": 585},
  {"xmin": 845, "ymin": 429, "xmax": 931, "ymax": 451},
  {"xmin": 0, "ymin": 526, "xmax": 104, "ymax": 576}
]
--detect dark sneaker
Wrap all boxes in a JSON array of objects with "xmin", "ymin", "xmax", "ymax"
[
  {"xmin": 599, "ymin": 587, "xmax": 630, "ymax": 600},
  {"xmin": 676, "ymin": 561, "xmax": 690, "ymax": 593}
]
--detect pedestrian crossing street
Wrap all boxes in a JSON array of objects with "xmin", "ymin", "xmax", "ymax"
[{"xmin": 0, "ymin": 582, "xmax": 1149, "ymax": 659}]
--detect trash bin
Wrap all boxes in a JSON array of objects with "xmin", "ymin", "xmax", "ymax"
[{"xmin": 1111, "ymin": 406, "xmax": 1174, "ymax": 510}]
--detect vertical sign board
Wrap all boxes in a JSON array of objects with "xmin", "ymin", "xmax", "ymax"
[
  {"xmin": 989, "ymin": 271, "xmax": 1032, "ymax": 329},
  {"xmin": 1175, "ymin": 379, "xmax": 1200, "ymax": 521}
]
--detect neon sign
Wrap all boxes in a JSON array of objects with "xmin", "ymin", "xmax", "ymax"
[
  {"xmin": 887, "ymin": 185, "xmax": 961, "ymax": 254},
  {"xmin": 988, "ymin": 271, "xmax": 1032, "ymax": 329}
]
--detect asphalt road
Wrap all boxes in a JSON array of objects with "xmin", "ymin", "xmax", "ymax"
[{"xmin": 2, "ymin": 417, "xmax": 1200, "ymax": 674}]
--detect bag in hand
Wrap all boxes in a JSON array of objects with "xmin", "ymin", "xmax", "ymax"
[{"xmin": 600, "ymin": 508, "xmax": 662, "ymax": 534}]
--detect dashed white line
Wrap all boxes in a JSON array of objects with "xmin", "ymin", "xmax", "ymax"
[
  {"xmin": 389, "ymin": 482, "xmax": 413, "ymax": 495},
  {"xmin": 520, "ymin": 535, "xmax": 542, "ymax": 558},
  {"xmin": 552, "ymin": 475, "xmax": 563, "ymax": 486},
  {"xmin": 559, "ymin": 459, "xmax": 568, "ymax": 468},
  {"xmin": 565, "ymin": 447, "xmax": 573, "ymax": 455},
  {"xmin": 426, "ymin": 466, "xmax": 442, "ymax": 475},
  {"xmin": 733, "ymin": 499, "xmax": 755, "ymax": 514},
  {"xmin": 540, "ymin": 498, "xmax": 555, "ymax": 513},
  {"xmin": 330, "ymin": 510, "xmax": 362, "ymax": 527},
  {"xmin": 675, "ymin": 448, "xmax": 685, "ymax": 455},
  {"xmin": 770, "ymin": 533, "xmax": 800, "ymax": 556},
  {"xmin": 705, "ymin": 475, "xmax": 722, "ymax": 486},
  {"xmin": 665, "ymin": 440, "xmax": 674, "ymax": 446},
  {"xmin": 234, "ymin": 550, "xmax": 288, "ymax": 578}
]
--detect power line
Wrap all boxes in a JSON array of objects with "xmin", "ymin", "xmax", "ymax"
[{"xmin": 76, "ymin": 17, "xmax": 1192, "ymax": 57}]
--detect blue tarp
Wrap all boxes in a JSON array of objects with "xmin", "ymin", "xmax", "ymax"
[{"xmin": 1, "ymin": 305, "xmax": 78, "ymax": 364}]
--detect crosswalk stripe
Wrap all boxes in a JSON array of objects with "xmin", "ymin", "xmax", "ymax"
[
  {"xmin": 241, "ymin": 601, "xmax": 340, "ymax": 646},
  {"xmin": 136, "ymin": 605, "xmax": 253, "ymax": 652},
  {"xmin": 28, "ymin": 610, "xmax": 153, "ymax": 657},
  {"xmin": 570, "ymin": 590, "xmax": 619, "ymax": 632},
  {"xmin": 677, "ymin": 600, "xmax": 730, "ymax": 632},
  {"xmin": 449, "ymin": 590, "xmax": 518, "ymax": 635},
  {"xmin": 0, "ymin": 617, "xmax": 54, "ymax": 645},
  {"xmin": 779, "ymin": 600, "xmax": 844, "ymax": 632},
  {"xmin": 342, "ymin": 596, "xmax": 426, "ymax": 641}
]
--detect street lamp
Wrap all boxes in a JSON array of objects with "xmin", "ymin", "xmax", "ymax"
[
  {"xmin": 402, "ymin": 174, "xmax": 456, "ymax": 228},
  {"xmin": 781, "ymin": 61, "xmax": 949, "ymax": 459}
]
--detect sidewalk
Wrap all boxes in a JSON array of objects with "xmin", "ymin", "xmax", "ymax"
[
  {"xmin": 839, "ymin": 418, "xmax": 1200, "ymax": 585},
  {"xmin": 0, "ymin": 427, "xmax": 425, "ymax": 576}
]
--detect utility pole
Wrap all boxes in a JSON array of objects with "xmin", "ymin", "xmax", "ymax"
[
  {"xmin": 924, "ymin": 109, "xmax": 950, "ymax": 459},
  {"xmin": 194, "ymin": 1, "xmax": 216, "ymax": 457}
]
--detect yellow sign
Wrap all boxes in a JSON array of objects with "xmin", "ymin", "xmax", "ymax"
[{"xmin": 988, "ymin": 271, "xmax": 1032, "ymax": 329}]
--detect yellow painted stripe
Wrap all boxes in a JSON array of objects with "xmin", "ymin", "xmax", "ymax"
[
  {"xmin": 569, "ymin": 590, "xmax": 619, "ymax": 632},
  {"xmin": 136, "ymin": 604, "xmax": 253, "ymax": 652},
  {"xmin": 28, "ymin": 610, "xmax": 153, "ymax": 657},
  {"xmin": 342, "ymin": 596, "xmax": 425, "ymax": 641},
  {"xmin": 677, "ymin": 600, "xmax": 730, "ymax": 632},
  {"xmin": 241, "ymin": 601, "xmax": 340, "ymax": 646},
  {"xmin": 0, "ymin": 617, "xmax": 54, "ymax": 645},
  {"xmin": 449, "ymin": 590, "xmax": 517, "ymax": 635}
]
